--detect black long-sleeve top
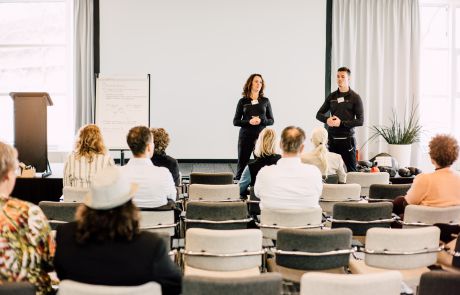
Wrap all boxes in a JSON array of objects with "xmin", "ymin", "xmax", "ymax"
[
  {"xmin": 54, "ymin": 222, "xmax": 182, "ymax": 295},
  {"xmin": 233, "ymin": 97, "xmax": 274, "ymax": 135},
  {"xmin": 151, "ymin": 152, "xmax": 180, "ymax": 186},
  {"xmin": 316, "ymin": 88, "xmax": 364, "ymax": 137}
]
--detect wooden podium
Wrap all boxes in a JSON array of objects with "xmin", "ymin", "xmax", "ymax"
[{"xmin": 9, "ymin": 92, "xmax": 53, "ymax": 176}]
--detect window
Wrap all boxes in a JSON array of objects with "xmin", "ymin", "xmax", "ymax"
[
  {"xmin": 0, "ymin": 0, "xmax": 74, "ymax": 151},
  {"xmin": 420, "ymin": 0, "xmax": 460, "ymax": 168}
]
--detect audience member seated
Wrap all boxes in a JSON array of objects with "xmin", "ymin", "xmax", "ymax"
[
  {"xmin": 53, "ymin": 167, "xmax": 181, "ymax": 295},
  {"xmin": 150, "ymin": 128, "xmax": 180, "ymax": 186},
  {"xmin": 0, "ymin": 142, "xmax": 55, "ymax": 295},
  {"xmin": 122, "ymin": 126, "xmax": 177, "ymax": 209},
  {"xmin": 239, "ymin": 128, "xmax": 281, "ymax": 197},
  {"xmin": 301, "ymin": 126, "xmax": 347, "ymax": 183},
  {"xmin": 393, "ymin": 134, "xmax": 460, "ymax": 219},
  {"xmin": 254, "ymin": 126, "xmax": 323, "ymax": 210},
  {"xmin": 63, "ymin": 124, "xmax": 114, "ymax": 188}
]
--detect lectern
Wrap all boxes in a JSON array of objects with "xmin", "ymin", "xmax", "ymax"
[{"xmin": 9, "ymin": 92, "xmax": 53, "ymax": 177}]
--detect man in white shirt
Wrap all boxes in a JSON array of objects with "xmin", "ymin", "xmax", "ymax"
[
  {"xmin": 122, "ymin": 126, "xmax": 177, "ymax": 208},
  {"xmin": 254, "ymin": 126, "xmax": 323, "ymax": 210}
]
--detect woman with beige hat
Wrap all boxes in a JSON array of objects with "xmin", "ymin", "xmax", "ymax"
[{"xmin": 53, "ymin": 167, "xmax": 181, "ymax": 295}]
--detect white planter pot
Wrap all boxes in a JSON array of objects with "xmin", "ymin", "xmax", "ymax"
[{"xmin": 388, "ymin": 144, "xmax": 412, "ymax": 168}]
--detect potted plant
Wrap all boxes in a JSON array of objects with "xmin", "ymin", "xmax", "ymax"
[{"xmin": 369, "ymin": 105, "xmax": 422, "ymax": 168}]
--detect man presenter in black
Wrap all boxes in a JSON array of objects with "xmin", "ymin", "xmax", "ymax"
[{"xmin": 316, "ymin": 67, "xmax": 364, "ymax": 172}]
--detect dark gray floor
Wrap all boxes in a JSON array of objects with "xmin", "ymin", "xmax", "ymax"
[{"xmin": 178, "ymin": 163, "xmax": 237, "ymax": 177}]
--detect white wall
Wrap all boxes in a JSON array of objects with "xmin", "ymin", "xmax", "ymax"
[{"xmin": 99, "ymin": 0, "xmax": 326, "ymax": 159}]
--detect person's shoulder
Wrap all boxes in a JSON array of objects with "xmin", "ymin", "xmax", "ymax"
[
  {"xmin": 56, "ymin": 221, "xmax": 78, "ymax": 236},
  {"xmin": 164, "ymin": 154, "xmax": 178, "ymax": 164},
  {"xmin": 328, "ymin": 151, "xmax": 342, "ymax": 161},
  {"xmin": 154, "ymin": 165, "xmax": 174, "ymax": 177},
  {"xmin": 258, "ymin": 163, "xmax": 276, "ymax": 176},
  {"xmin": 137, "ymin": 232, "xmax": 168, "ymax": 253},
  {"xmin": 302, "ymin": 162, "xmax": 322, "ymax": 175},
  {"xmin": 238, "ymin": 97, "xmax": 248, "ymax": 104},
  {"xmin": 301, "ymin": 151, "xmax": 315, "ymax": 161}
]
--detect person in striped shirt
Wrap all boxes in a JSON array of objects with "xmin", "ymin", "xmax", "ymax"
[{"xmin": 63, "ymin": 124, "xmax": 114, "ymax": 188}]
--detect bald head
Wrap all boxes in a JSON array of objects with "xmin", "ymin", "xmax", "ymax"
[{"xmin": 280, "ymin": 126, "xmax": 306, "ymax": 154}]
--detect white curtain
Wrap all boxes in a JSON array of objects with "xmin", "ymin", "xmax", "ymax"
[
  {"xmin": 74, "ymin": 0, "xmax": 94, "ymax": 132},
  {"xmin": 331, "ymin": 0, "xmax": 420, "ymax": 165}
]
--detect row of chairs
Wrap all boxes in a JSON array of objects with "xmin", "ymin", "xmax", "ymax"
[
  {"xmin": 179, "ymin": 226, "xmax": 444, "ymax": 292},
  {"xmin": 39, "ymin": 199, "xmax": 460, "ymax": 242},
  {"xmin": 3, "ymin": 270, "xmax": 457, "ymax": 295},
  {"xmin": 4, "ymin": 270, "xmax": 458, "ymax": 295}
]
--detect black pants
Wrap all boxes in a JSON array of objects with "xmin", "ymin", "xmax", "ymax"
[
  {"xmin": 328, "ymin": 136, "xmax": 357, "ymax": 172},
  {"xmin": 235, "ymin": 131, "xmax": 258, "ymax": 180}
]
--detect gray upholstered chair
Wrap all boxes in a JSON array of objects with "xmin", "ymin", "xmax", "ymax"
[
  {"xmin": 38, "ymin": 201, "xmax": 80, "ymax": 230},
  {"xmin": 182, "ymin": 273, "xmax": 282, "ymax": 295},
  {"xmin": 330, "ymin": 202, "xmax": 393, "ymax": 244},
  {"xmin": 184, "ymin": 201, "xmax": 250, "ymax": 230},
  {"xmin": 346, "ymin": 172, "xmax": 390, "ymax": 197},
  {"xmin": 258, "ymin": 207, "xmax": 323, "ymax": 240},
  {"xmin": 189, "ymin": 172, "xmax": 234, "ymax": 185},
  {"xmin": 418, "ymin": 271, "xmax": 460, "ymax": 295},
  {"xmin": 349, "ymin": 227, "xmax": 442, "ymax": 292},
  {"xmin": 188, "ymin": 184, "xmax": 240, "ymax": 201},
  {"xmin": 57, "ymin": 280, "xmax": 161, "ymax": 295},
  {"xmin": 300, "ymin": 271, "xmax": 402, "ymax": 295},
  {"xmin": 368, "ymin": 183, "xmax": 411, "ymax": 201},
  {"xmin": 0, "ymin": 282, "xmax": 35, "ymax": 295},
  {"xmin": 269, "ymin": 228, "xmax": 353, "ymax": 282},
  {"xmin": 320, "ymin": 183, "xmax": 361, "ymax": 214},
  {"xmin": 182, "ymin": 228, "xmax": 264, "ymax": 277},
  {"xmin": 402, "ymin": 205, "xmax": 460, "ymax": 228}
]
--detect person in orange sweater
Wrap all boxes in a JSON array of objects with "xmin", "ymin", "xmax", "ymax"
[{"xmin": 393, "ymin": 134, "xmax": 460, "ymax": 218}]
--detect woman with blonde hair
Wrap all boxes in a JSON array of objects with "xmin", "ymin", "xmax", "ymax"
[
  {"xmin": 239, "ymin": 128, "xmax": 280, "ymax": 197},
  {"xmin": 301, "ymin": 126, "xmax": 346, "ymax": 183},
  {"xmin": 0, "ymin": 141, "xmax": 54, "ymax": 294},
  {"xmin": 63, "ymin": 124, "xmax": 114, "ymax": 188}
]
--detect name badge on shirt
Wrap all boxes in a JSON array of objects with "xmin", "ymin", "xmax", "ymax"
[
  {"xmin": 251, "ymin": 100, "xmax": 259, "ymax": 105},
  {"xmin": 337, "ymin": 97, "xmax": 344, "ymax": 103}
]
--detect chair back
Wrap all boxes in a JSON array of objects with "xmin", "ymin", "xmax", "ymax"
[
  {"xmin": 300, "ymin": 271, "xmax": 402, "ymax": 295},
  {"xmin": 0, "ymin": 282, "xmax": 35, "ymax": 295},
  {"xmin": 188, "ymin": 184, "xmax": 240, "ymax": 201},
  {"xmin": 38, "ymin": 201, "xmax": 80, "ymax": 230},
  {"xmin": 323, "ymin": 174, "xmax": 339, "ymax": 184},
  {"xmin": 346, "ymin": 172, "xmax": 390, "ymax": 197},
  {"xmin": 182, "ymin": 273, "xmax": 282, "ymax": 295},
  {"xmin": 418, "ymin": 271, "xmax": 460, "ymax": 295},
  {"xmin": 320, "ymin": 183, "xmax": 361, "ymax": 214},
  {"xmin": 57, "ymin": 280, "xmax": 161, "ymax": 295},
  {"xmin": 139, "ymin": 210, "xmax": 176, "ymax": 236},
  {"xmin": 276, "ymin": 228, "xmax": 352, "ymax": 271},
  {"xmin": 62, "ymin": 186, "xmax": 89, "ymax": 202},
  {"xmin": 331, "ymin": 202, "xmax": 393, "ymax": 236},
  {"xmin": 185, "ymin": 201, "xmax": 250, "ymax": 230},
  {"xmin": 259, "ymin": 207, "xmax": 323, "ymax": 240},
  {"xmin": 403, "ymin": 205, "xmax": 460, "ymax": 228},
  {"xmin": 364, "ymin": 227, "xmax": 441, "ymax": 270},
  {"xmin": 189, "ymin": 172, "xmax": 234, "ymax": 185},
  {"xmin": 184, "ymin": 228, "xmax": 263, "ymax": 272},
  {"xmin": 368, "ymin": 184, "xmax": 411, "ymax": 201}
]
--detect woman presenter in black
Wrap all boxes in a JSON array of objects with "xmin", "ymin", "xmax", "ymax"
[{"xmin": 233, "ymin": 74, "xmax": 274, "ymax": 180}]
